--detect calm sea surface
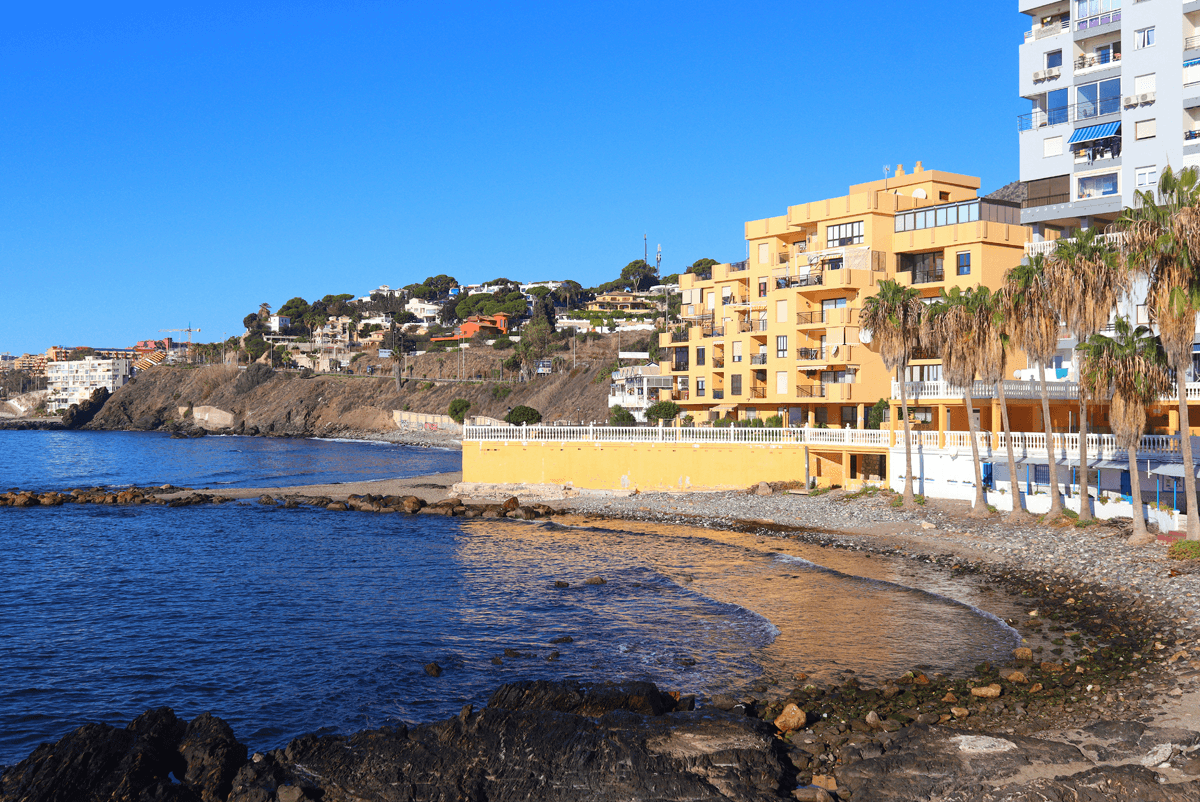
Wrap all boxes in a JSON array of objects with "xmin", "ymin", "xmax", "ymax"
[{"xmin": 0, "ymin": 430, "xmax": 1020, "ymax": 765}]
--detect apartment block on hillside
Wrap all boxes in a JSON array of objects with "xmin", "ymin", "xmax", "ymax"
[
  {"xmin": 45, "ymin": 357, "xmax": 133, "ymax": 411},
  {"xmin": 658, "ymin": 165, "xmax": 1032, "ymax": 432}
]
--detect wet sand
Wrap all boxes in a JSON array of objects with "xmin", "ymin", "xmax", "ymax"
[{"xmin": 192, "ymin": 471, "xmax": 465, "ymax": 504}]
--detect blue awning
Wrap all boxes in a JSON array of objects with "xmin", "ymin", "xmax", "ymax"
[{"xmin": 1069, "ymin": 122, "xmax": 1121, "ymax": 144}]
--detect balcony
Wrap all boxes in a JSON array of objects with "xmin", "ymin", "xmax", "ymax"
[
  {"xmin": 1074, "ymin": 51, "xmax": 1120, "ymax": 72},
  {"xmin": 739, "ymin": 319, "xmax": 769, "ymax": 333},
  {"xmin": 796, "ymin": 347, "xmax": 825, "ymax": 361},
  {"xmin": 729, "ymin": 260, "xmax": 749, "ymax": 272},
  {"xmin": 712, "ymin": 357, "xmax": 725, "ymax": 369},
  {"xmin": 1187, "ymin": 129, "xmax": 1200, "ymax": 141},
  {"xmin": 1018, "ymin": 98, "xmax": 1121, "ymax": 131},
  {"xmin": 670, "ymin": 330, "xmax": 689, "ymax": 343},
  {"xmin": 797, "ymin": 308, "xmax": 858, "ymax": 326},
  {"xmin": 796, "ymin": 384, "xmax": 826, "ymax": 398},
  {"xmin": 749, "ymin": 354, "xmax": 768, "ymax": 365},
  {"xmin": 1076, "ymin": 9, "xmax": 1119, "ymax": 30},
  {"xmin": 705, "ymin": 326, "xmax": 725, "ymax": 338},
  {"xmin": 912, "ymin": 267, "xmax": 945, "ymax": 285},
  {"xmin": 673, "ymin": 390, "xmax": 690, "ymax": 401},
  {"xmin": 712, "ymin": 390, "xmax": 724, "ymax": 400},
  {"xmin": 1024, "ymin": 230, "xmax": 1125, "ymax": 257},
  {"xmin": 749, "ymin": 387, "xmax": 767, "ymax": 399},
  {"xmin": 1189, "ymin": 35, "xmax": 1200, "ymax": 51},
  {"xmin": 910, "ymin": 346, "xmax": 940, "ymax": 361},
  {"xmin": 1023, "ymin": 17, "xmax": 1069, "ymax": 41}
]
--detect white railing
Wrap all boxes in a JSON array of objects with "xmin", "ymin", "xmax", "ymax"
[
  {"xmin": 1023, "ymin": 231, "xmax": 1126, "ymax": 257},
  {"xmin": 893, "ymin": 379, "xmax": 1080, "ymax": 401}
]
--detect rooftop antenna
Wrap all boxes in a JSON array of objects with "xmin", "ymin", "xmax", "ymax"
[
  {"xmin": 883, "ymin": 164, "xmax": 892, "ymax": 179},
  {"xmin": 644, "ymin": 233, "xmax": 648, "ymax": 264}
]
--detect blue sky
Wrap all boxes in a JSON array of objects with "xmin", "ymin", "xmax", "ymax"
[{"xmin": 0, "ymin": 1, "xmax": 1026, "ymax": 355}]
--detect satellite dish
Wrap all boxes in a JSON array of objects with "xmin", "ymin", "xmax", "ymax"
[
  {"xmin": 912, "ymin": 188, "xmax": 928, "ymax": 199},
  {"xmin": 859, "ymin": 328, "xmax": 873, "ymax": 344}
]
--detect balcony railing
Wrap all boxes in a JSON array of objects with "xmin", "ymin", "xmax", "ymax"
[
  {"xmin": 712, "ymin": 390, "xmax": 724, "ymax": 400},
  {"xmin": 1023, "ymin": 18, "xmax": 1069, "ymax": 41},
  {"xmin": 796, "ymin": 384, "xmax": 826, "ymax": 398},
  {"xmin": 911, "ymin": 267, "xmax": 945, "ymax": 285},
  {"xmin": 909, "ymin": 346, "xmax": 940, "ymax": 360},
  {"xmin": 797, "ymin": 347, "xmax": 825, "ymax": 361},
  {"xmin": 1022, "ymin": 193, "xmax": 1070, "ymax": 209},
  {"xmin": 1188, "ymin": 35, "xmax": 1200, "ymax": 51},
  {"xmin": 706, "ymin": 326, "xmax": 725, "ymax": 338},
  {"xmin": 1074, "ymin": 51, "xmax": 1120, "ymax": 71},
  {"xmin": 1023, "ymin": 231, "xmax": 1125, "ymax": 257},
  {"xmin": 673, "ymin": 390, "xmax": 689, "ymax": 401},
  {"xmin": 797, "ymin": 311, "xmax": 823, "ymax": 325},
  {"xmin": 1018, "ymin": 98, "xmax": 1121, "ymax": 131},
  {"xmin": 749, "ymin": 354, "xmax": 768, "ymax": 365},
  {"xmin": 712, "ymin": 357, "xmax": 725, "ymax": 368},
  {"xmin": 1076, "ymin": 9, "xmax": 1119, "ymax": 30},
  {"xmin": 729, "ymin": 260, "xmax": 749, "ymax": 272},
  {"xmin": 670, "ymin": 330, "xmax": 689, "ymax": 343},
  {"xmin": 1186, "ymin": 129, "xmax": 1200, "ymax": 141},
  {"xmin": 749, "ymin": 387, "xmax": 766, "ymax": 398},
  {"xmin": 739, "ymin": 319, "xmax": 769, "ymax": 333}
]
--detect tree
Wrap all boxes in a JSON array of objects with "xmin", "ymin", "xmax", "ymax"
[
  {"xmin": 258, "ymin": 302, "xmax": 272, "ymax": 320},
  {"xmin": 243, "ymin": 313, "xmax": 260, "ymax": 331},
  {"xmin": 923, "ymin": 286, "xmax": 991, "ymax": 517},
  {"xmin": 517, "ymin": 318, "xmax": 553, "ymax": 372},
  {"xmin": 645, "ymin": 400, "xmax": 681, "ymax": 423},
  {"xmin": 1003, "ymin": 254, "xmax": 1067, "ymax": 520},
  {"xmin": 1118, "ymin": 165, "xmax": 1200, "ymax": 540},
  {"xmin": 554, "ymin": 280, "xmax": 584, "ymax": 309},
  {"xmin": 505, "ymin": 405, "xmax": 542, "ymax": 425},
  {"xmin": 278, "ymin": 297, "xmax": 309, "ymax": 320},
  {"xmin": 866, "ymin": 399, "xmax": 888, "ymax": 431},
  {"xmin": 860, "ymin": 279, "xmax": 923, "ymax": 509},
  {"xmin": 437, "ymin": 300, "xmax": 459, "ymax": 327},
  {"xmin": 1077, "ymin": 319, "xmax": 1173, "ymax": 544},
  {"xmin": 1046, "ymin": 227, "xmax": 1127, "ymax": 522},
  {"xmin": 688, "ymin": 258, "xmax": 718, "ymax": 279},
  {"xmin": 619, "ymin": 259, "xmax": 658, "ymax": 292},
  {"xmin": 423, "ymin": 274, "xmax": 459, "ymax": 296},
  {"xmin": 609, "ymin": 405, "xmax": 636, "ymax": 425},
  {"xmin": 528, "ymin": 286, "xmax": 552, "ymax": 300},
  {"xmin": 447, "ymin": 398, "xmax": 471, "ymax": 424},
  {"xmin": 979, "ymin": 289, "xmax": 1029, "ymax": 519}
]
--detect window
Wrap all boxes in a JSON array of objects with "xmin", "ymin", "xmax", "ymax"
[
  {"xmin": 1187, "ymin": 59, "xmax": 1200, "ymax": 86},
  {"xmin": 1134, "ymin": 73, "xmax": 1156, "ymax": 95},
  {"xmin": 1046, "ymin": 88, "xmax": 1068, "ymax": 125},
  {"xmin": 1135, "ymin": 119, "xmax": 1156, "ymax": 140},
  {"xmin": 730, "ymin": 374, "xmax": 742, "ymax": 395},
  {"xmin": 1136, "ymin": 166, "xmax": 1157, "ymax": 188},
  {"xmin": 897, "ymin": 252, "xmax": 945, "ymax": 283},
  {"xmin": 841, "ymin": 406, "xmax": 858, "ymax": 426},
  {"xmin": 956, "ymin": 252, "xmax": 971, "ymax": 276},
  {"xmin": 826, "ymin": 221, "xmax": 863, "ymax": 246},
  {"xmin": 1077, "ymin": 171, "xmax": 1119, "ymax": 199},
  {"xmin": 815, "ymin": 407, "xmax": 829, "ymax": 424},
  {"xmin": 732, "ymin": 341, "xmax": 742, "ymax": 362},
  {"xmin": 1136, "ymin": 304, "xmax": 1149, "ymax": 324},
  {"xmin": 758, "ymin": 280, "xmax": 767, "ymax": 298},
  {"xmin": 1135, "ymin": 27, "xmax": 1155, "ymax": 49},
  {"xmin": 1046, "ymin": 50, "xmax": 1063, "ymax": 69},
  {"xmin": 825, "ymin": 257, "xmax": 844, "ymax": 271},
  {"xmin": 696, "ymin": 377, "xmax": 705, "ymax": 397},
  {"xmin": 776, "ymin": 371, "xmax": 788, "ymax": 395},
  {"xmin": 758, "ymin": 243, "xmax": 769, "ymax": 264},
  {"xmin": 1044, "ymin": 136, "xmax": 1063, "ymax": 157},
  {"xmin": 893, "ymin": 200, "xmax": 979, "ymax": 232},
  {"xmin": 696, "ymin": 346, "xmax": 705, "ymax": 367},
  {"xmin": 939, "ymin": 191, "xmax": 950, "ymax": 201},
  {"xmin": 1076, "ymin": 78, "xmax": 1120, "ymax": 119},
  {"xmin": 820, "ymin": 370, "xmax": 851, "ymax": 384},
  {"xmin": 776, "ymin": 335, "xmax": 788, "ymax": 359},
  {"xmin": 775, "ymin": 299, "xmax": 788, "ymax": 323}
]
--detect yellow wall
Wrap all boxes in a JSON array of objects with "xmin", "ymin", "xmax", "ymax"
[{"xmin": 463, "ymin": 439, "xmax": 887, "ymax": 492}]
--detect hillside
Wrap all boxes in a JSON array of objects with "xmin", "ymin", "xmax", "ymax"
[{"xmin": 89, "ymin": 358, "xmax": 619, "ymax": 437}]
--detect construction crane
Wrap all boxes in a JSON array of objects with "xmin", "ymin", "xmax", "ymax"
[{"xmin": 159, "ymin": 326, "xmax": 201, "ymax": 363}]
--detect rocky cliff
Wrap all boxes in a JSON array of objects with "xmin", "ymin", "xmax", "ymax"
[{"xmin": 89, "ymin": 362, "xmax": 613, "ymax": 438}]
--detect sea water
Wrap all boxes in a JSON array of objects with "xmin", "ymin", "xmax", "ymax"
[{"xmin": 0, "ymin": 430, "xmax": 1019, "ymax": 765}]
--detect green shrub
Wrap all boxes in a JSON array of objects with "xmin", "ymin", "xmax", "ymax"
[
  {"xmin": 609, "ymin": 405, "xmax": 636, "ymax": 425},
  {"xmin": 491, "ymin": 384, "xmax": 513, "ymax": 401},
  {"xmin": 764, "ymin": 415, "xmax": 783, "ymax": 428},
  {"xmin": 447, "ymin": 398, "xmax": 471, "ymax": 423},
  {"xmin": 749, "ymin": 418, "xmax": 765, "ymax": 428},
  {"xmin": 418, "ymin": 381, "xmax": 434, "ymax": 390},
  {"xmin": 914, "ymin": 494, "xmax": 926, "ymax": 506},
  {"xmin": 713, "ymin": 416, "xmax": 733, "ymax": 428},
  {"xmin": 505, "ymin": 405, "xmax": 542, "ymax": 425},
  {"xmin": 503, "ymin": 354, "xmax": 522, "ymax": 371},
  {"xmin": 1168, "ymin": 540, "xmax": 1200, "ymax": 560},
  {"xmin": 645, "ymin": 400, "xmax": 681, "ymax": 423},
  {"xmin": 492, "ymin": 337, "xmax": 514, "ymax": 350}
]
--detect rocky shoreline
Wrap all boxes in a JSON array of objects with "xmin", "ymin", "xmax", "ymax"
[{"xmin": 5, "ymin": 483, "xmax": 1200, "ymax": 799}]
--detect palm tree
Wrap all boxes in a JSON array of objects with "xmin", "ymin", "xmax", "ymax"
[
  {"xmin": 860, "ymin": 279, "xmax": 923, "ymax": 508},
  {"xmin": 922, "ymin": 286, "xmax": 991, "ymax": 517},
  {"xmin": 1045, "ymin": 227, "xmax": 1128, "ymax": 522},
  {"xmin": 980, "ymin": 289, "xmax": 1029, "ymax": 519},
  {"xmin": 1077, "ymin": 319, "xmax": 1173, "ymax": 544},
  {"xmin": 1119, "ymin": 166, "xmax": 1200, "ymax": 540},
  {"xmin": 1003, "ymin": 255, "xmax": 1067, "ymax": 519}
]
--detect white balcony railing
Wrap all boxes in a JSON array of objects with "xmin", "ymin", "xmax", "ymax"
[
  {"xmin": 1024, "ymin": 231, "xmax": 1125, "ymax": 257},
  {"xmin": 893, "ymin": 378, "xmax": 1200, "ymax": 402}
]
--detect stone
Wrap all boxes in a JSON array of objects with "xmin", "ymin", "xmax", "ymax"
[
  {"xmin": 1141, "ymin": 743, "xmax": 1175, "ymax": 767},
  {"xmin": 774, "ymin": 704, "xmax": 807, "ymax": 732},
  {"xmin": 325, "ymin": 502, "xmax": 347, "ymax": 511},
  {"xmin": 970, "ymin": 684, "xmax": 1002, "ymax": 699},
  {"xmin": 424, "ymin": 662, "xmax": 443, "ymax": 677},
  {"xmin": 1013, "ymin": 647, "xmax": 1033, "ymax": 661},
  {"xmin": 554, "ymin": 581, "xmax": 570, "ymax": 588},
  {"xmin": 1182, "ymin": 757, "xmax": 1200, "ymax": 775},
  {"xmin": 1040, "ymin": 662, "xmax": 1065, "ymax": 674},
  {"xmin": 793, "ymin": 787, "xmax": 834, "ymax": 802},
  {"xmin": 942, "ymin": 692, "xmax": 958, "ymax": 703},
  {"xmin": 755, "ymin": 482, "xmax": 772, "ymax": 496},
  {"xmin": 920, "ymin": 521, "xmax": 937, "ymax": 530},
  {"xmin": 257, "ymin": 495, "xmax": 275, "ymax": 505},
  {"xmin": 401, "ymin": 496, "xmax": 425, "ymax": 513},
  {"xmin": 865, "ymin": 710, "xmax": 882, "ymax": 729},
  {"xmin": 1028, "ymin": 683, "xmax": 1043, "ymax": 693},
  {"xmin": 951, "ymin": 707, "xmax": 971, "ymax": 718},
  {"xmin": 507, "ymin": 507, "xmax": 535, "ymax": 519},
  {"xmin": 1006, "ymin": 671, "xmax": 1027, "ymax": 684},
  {"xmin": 501, "ymin": 496, "xmax": 520, "ymax": 511},
  {"xmin": 584, "ymin": 576, "xmax": 606, "ymax": 585},
  {"xmin": 550, "ymin": 635, "xmax": 574, "ymax": 644}
]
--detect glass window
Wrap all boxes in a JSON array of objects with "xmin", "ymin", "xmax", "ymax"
[
  {"xmin": 1047, "ymin": 88, "xmax": 1068, "ymax": 125},
  {"xmin": 696, "ymin": 346, "xmax": 705, "ymax": 366},
  {"xmin": 935, "ymin": 208, "xmax": 947, "ymax": 226},
  {"xmin": 758, "ymin": 280, "xmax": 767, "ymax": 297},
  {"xmin": 841, "ymin": 406, "xmax": 858, "ymax": 425},
  {"xmin": 1136, "ymin": 166, "xmax": 1157, "ymax": 188},
  {"xmin": 730, "ymin": 374, "xmax": 742, "ymax": 395},
  {"xmin": 776, "ymin": 336, "xmax": 788, "ymax": 359},
  {"xmin": 1046, "ymin": 50, "xmax": 1062, "ymax": 69},
  {"xmin": 696, "ymin": 378, "xmax": 705, "ymax": 396},
  {"xmin": 815, "ymin": 406, "xmax": 828, "ymax": 424},
  {"xmin": 915, "ymin": 211, "xmax": 927, "ymax": 229},
  {"xmin": 1077, "ymin": 172, "xmax": 1119, "ymax": 199},
  {"xmin": 1135, "ymin": 118, "xmax": 1156, "ymax": 139},
  {"xmin": 1136, "ymin": 27, "xmax": 1154, "ymax": 49},
  {"xmin": 826, "ymin": 221, "xmax": 863, "ymax": 246},
  {"xmin": 957, "ymin": 252, "xmax": 971, "ymax": 276},
  {"xmin": 826, "ymin": 257, "xmax": 844, "ymax": 271}
]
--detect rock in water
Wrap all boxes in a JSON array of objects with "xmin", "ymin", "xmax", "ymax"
[
  {"xmin": 501, "ymin": 496, "xmax": 520, "ymax": 511},
  {"xmin": 584, "ymin": 576, "xmax": 606, "ymax": 585},
  {"xmin": 773, "ymin": 703, "xmax": 807, "ymax": 732},
  {"xmin": 424, "ymin": 662, "xmax": 443, "ymax": 677}
]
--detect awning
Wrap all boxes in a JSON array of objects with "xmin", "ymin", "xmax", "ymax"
[
  {"xmin": 1150, "ymin": 463, "xmax": 1200, "ymax": 479},
  {"xmin": 1011, "ymin": 456, "xmax": 1154, "ymax": 471},
  {"xmin": 1068, "ymin": 122, "xmax": 1121, "ymax": 144},
  {"xmin": 711, "ymin": 403, "xmax": 738, "ymax": 413}
]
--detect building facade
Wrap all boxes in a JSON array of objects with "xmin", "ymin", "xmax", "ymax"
[
  {"xmin": 658, "ymin": 165, "xmax": 1031, "ymax": 432},
  {"xmin": 1019, "ymin": 0, "xmax": 1196, "ymax": 237},
  {"xmin": 608, "ymin": 364, "xmax": 672, "ymax": 422},
  {"xmin": 45, "ymin": 357, "xmax": 133, "ymax": 411}
]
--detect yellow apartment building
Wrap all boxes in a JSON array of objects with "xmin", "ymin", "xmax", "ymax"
[{"xmin": 659, "ymin": 163, "xmax": 1031, "ymax": 427}]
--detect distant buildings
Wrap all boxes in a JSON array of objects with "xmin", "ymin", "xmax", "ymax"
[
  {"xmin": 608, "ymin": 363, "xmax": 671, "ymax": 422},
  {"xmin": 45, "ymin": 356, "xmax": 133, "ymax": 411}
]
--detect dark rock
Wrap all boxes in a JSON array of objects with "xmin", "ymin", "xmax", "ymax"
[
  {"xmin": 584, "ymin": 576, "xmax": 607, "ymax": 585},
  {"xmin": 553, "ymin": 581, "xmax": 570, "ymax": 588},
  {"xmin": 325, "ymin": 502, "xmax": 347, "ymax": 511},
  {"xmin": 424, "ymin": 662, "xmax": 443, "ymax": 677},
  {"xmin": 257, "ymin": 495, "xmax": 275, "ymax": 506},
  {"xmin": 549, "ymin": 635, "xmax": 574, "ymax": 643},
  {"xmin": 487, "ymin": 679, "xmax": 675, "ymax": 717},
  {"xmin": 501, "ymin": 496, "xmax": 520, "ymax": 511},
  {"xmin": 179, "ymin": 712, "xmax": 247, "ymax": 802}
]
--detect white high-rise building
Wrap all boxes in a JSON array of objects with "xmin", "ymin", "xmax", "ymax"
[
  {"xmin": 1018, "ymin": 0, "xmax": 1195, "ymax": 237},
  {"xmin": 45, "ymin": 357, "xmax": 133, "ymax": 411}
]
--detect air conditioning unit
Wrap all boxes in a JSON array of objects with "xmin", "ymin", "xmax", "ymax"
[
  {"xmin": 1139, "ymin": 92, "xmax": 1156, "ymax": 103},
  {"xmin": 1123, "ymin": 95, "xmax": 1138, "ymax": 107},
  {"xmin": 1032, "ymin": 70, "xmax": 1045, "ymax": 81},
  {"xmin": 1045, "ymin": 66, "xmax": 1061, "ymax": 78}
]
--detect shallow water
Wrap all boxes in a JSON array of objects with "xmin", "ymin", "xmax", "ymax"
[{"xmin": 0, "ymin": 431, "xmax": 1020, "ymax": 765}]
